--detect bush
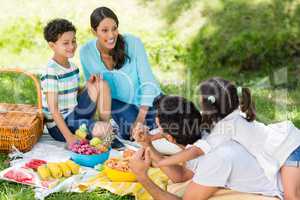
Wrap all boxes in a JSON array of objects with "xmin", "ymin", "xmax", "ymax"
[
  {"xmin": 185, "ymin": 0, "xmax": 300, "ymax": 81},
  {"xmin": 0, "ymin": 73, "xmax": 37, "ymax": 105},
  {"xmin": 0, "ymin": 17, "xmax": 44, "ymax": 53},
  {"xmin": 143, "ymin": 31, "xmax": 186, "ymax": 72}
]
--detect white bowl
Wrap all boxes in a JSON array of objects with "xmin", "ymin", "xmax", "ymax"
[{"xmin": 151, "ymin": 138, "xmax": 182, "ymax": 155}]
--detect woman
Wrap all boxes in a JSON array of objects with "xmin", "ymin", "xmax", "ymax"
[{"xmin": 80, "ymin": 7, "xmax": 161, "ymax": 140}]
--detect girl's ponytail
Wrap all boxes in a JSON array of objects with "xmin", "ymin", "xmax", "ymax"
[{"xmin": 240, "ymin": 87, "xmax": 256, "ymax": 121}]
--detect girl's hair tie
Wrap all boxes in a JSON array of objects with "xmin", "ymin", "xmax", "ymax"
[{"xmin": 207, "ymin": 95, "xmax": 216, "ymax": 104}]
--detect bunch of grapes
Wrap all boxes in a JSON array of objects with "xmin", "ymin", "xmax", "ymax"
[{"xmin": 69, "ymin": 140, "xmax": 102, "ymax": 155}]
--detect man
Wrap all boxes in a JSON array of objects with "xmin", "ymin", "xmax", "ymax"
[{"xmin": 129, "ymin": 95, "xmax": 282, "ymax": 200}]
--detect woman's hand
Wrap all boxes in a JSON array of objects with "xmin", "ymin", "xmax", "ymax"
[
  {"xmin": 129, "ymin": 148, "xmax": 151, "ymax": 178},
  {"xmin": 131, "ymin": 118, "xmax": 145, "ymax": 140},
  {"xmin": 130, "ymin": 106, "xmax": 149, "ymax": 140}
]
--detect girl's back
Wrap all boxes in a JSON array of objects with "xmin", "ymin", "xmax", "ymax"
[
  {"xmin": 199, "ymin": 77, "xmax": 300, "ymax": 200},
  {"xmin": 209, "ymin": 109, "xmax": 300, "ymax": 181}
]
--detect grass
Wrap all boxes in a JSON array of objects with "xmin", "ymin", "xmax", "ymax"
[
  {"xmin": 1, "ymin": 0, "xmax": 300, "ymax": 199},
  {"xmin": 1, "ymin": 71, "xmax": 300, "ymax": 199}
]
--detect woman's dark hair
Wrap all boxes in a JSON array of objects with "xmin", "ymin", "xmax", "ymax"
[
  {"xmin": 199, "ymin": 77, "xmax": 256, "ymax": 129},
  {"xmin": 44, "ymin": 18, "xmax": 76, "ymax": 42},
  {"xmin": 154, "ymin": 95, "xmax": 203, "ymax": 145},
  {"xmin": 90, "ymin": 7, "xmax": 128, "ymax": 70}
]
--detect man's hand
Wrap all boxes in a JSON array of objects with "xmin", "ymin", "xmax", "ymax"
[
  {"xmin": 129, "ymin": 148, "xmax": 151, "ymax": 178},
  {"xmin": 132, "ymin": 122, "xmax": 152, "ymax": 147}
]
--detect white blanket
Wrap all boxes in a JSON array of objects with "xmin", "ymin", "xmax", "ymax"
[{"xmin": 8, "ymin": 128, "xmax": 123, "ymax": 200}]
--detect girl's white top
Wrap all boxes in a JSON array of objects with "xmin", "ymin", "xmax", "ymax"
[{"xmin": 194, "ymin": 109, "xmax": 300, "ymax": 181}]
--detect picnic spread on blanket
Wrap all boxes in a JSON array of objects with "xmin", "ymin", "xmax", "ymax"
[
  {"xmin": 0, "ymin": 131, "xmax": 281, "ymax": 200},
  {"xmin": 0, "ymin": 69, "xmax": 282, "ymax": 200},
  {"xmin": 0, "ymin": 128, "xmax": 170, "ymax": 200}
]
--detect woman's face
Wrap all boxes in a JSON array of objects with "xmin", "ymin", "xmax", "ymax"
[{"xmin": 94, "ymin": 17, "xmax": 119, "ymax": 51}]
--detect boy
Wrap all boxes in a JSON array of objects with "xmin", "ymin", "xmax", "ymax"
[{"xmin": 41, "ymin": 18, "xmax": 112, "ymax": 145}]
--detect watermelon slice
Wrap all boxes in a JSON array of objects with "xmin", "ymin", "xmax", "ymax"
[{"xmin": 3, "ymin": 169, "xmax": 34, "ymax": 184}]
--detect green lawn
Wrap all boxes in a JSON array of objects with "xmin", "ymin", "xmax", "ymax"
[
  {"xmin": 1, "ymin": 71, "xmax": 299, "ymax": 199},
  {"xmin": 1, "ymin": 0, "xmax": 300, "ymax": 199}
]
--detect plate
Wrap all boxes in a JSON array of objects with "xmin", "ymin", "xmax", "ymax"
[{"xmin": 151, "ymin": 138, "xmax": 182, "ymax": 155}]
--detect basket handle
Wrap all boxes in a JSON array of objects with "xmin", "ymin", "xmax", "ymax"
[{"xmin": 0, "ymin": 68, "xmax": 42, "ymax": 112}]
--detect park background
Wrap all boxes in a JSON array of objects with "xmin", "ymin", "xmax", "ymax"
[{"xmin": 0, "ymin": 0, "xmax": 299, "ymax": 199}]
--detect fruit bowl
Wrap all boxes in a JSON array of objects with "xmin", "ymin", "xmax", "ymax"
[
  {"xmin": 69, "ymin": 124, "xmax": 116, "ymax": 168},
  {"xmin": 70, "ymin": 149, "xmax": 110, "ymax": 168}
]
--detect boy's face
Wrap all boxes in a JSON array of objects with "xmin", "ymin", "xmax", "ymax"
[
  {"xmin": 93, "ymin": 17, "xmax": 119, "ymax": 51},
  {"xmin": 50, "ymin": 31, "xmax": 77, "ymax": 58},
  {"xmin": 155, "ymin": 117, "xmax": 177, "ymax": 144}
]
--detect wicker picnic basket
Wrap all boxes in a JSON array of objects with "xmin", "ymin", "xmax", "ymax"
[{"xmin": 0, "ymin": 68, "xmax": 44, "ymax": 153}]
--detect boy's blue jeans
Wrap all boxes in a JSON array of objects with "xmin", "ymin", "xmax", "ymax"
[
  {"xmin": 48, "ymin": 90, "xmax": 161, "ymax": 141},
  {"xmin": 47, "ymin": 89, "xmax": 97, "ymax": 142},
  {"xmin": 111, "ymin": 96, "xmax": 160, "ymax": 140}
]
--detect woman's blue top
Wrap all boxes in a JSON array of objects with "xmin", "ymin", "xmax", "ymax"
[{"xmin": 80, "ymin": 34, "xmax": 161, "ymax": 107}]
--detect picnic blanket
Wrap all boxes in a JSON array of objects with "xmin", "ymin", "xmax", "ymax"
[
  {"xmin": 76, "ymin": 168, "xmax": 169, "ymax": 200},
  {"xmin": 6, "ymin": 129, "xmax": 282, "ymax": 200},
  {"xmin": 167, "ymin": 180, "xmax": 280, "ymax": 200},
  {"xmin": 77, "ymin": 169, "xmax": 280, "ymax": 200},
  {"xmin": 7, "ymin": 130, "xmax": 123, "ymax": 199}
]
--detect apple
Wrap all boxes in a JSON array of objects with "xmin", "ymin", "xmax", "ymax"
[{"xmin": 90, "ymin": 137, "xmax": 102, "ymax": 147}]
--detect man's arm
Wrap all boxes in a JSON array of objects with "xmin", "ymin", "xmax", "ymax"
[
  {"xmin": 137, "ymin": 173, "xmax": 181, "ymax": 200},
  {"xmin": 183, "ymin": 182, "xmax": 219, "ymax": 200},
  {"xmin": 138, "ymin": 173, "xmax": 218, "ymax": 200},
  {"xmin": 132, "ymin": 124, "xmax": 194, "ymax": 182},
  {"xmin": 130, "ymin": 148, "xmax": 218, "ymax": 200},
  {"xmin": 130, "ymin": 148, "xmax": 181, "ymax": 200},
  {"xmin": 146, "ymin": 145, "xmax": 194, "ymax": 183}
]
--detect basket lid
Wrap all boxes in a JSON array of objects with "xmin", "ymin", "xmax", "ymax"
[
  {"xmin": 0, "ymin": 112, "xmax": 37, "ymax": 128},
  {"xmin": 0, "ymin": 103, "xmax": 38, "ymax": 113}
]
